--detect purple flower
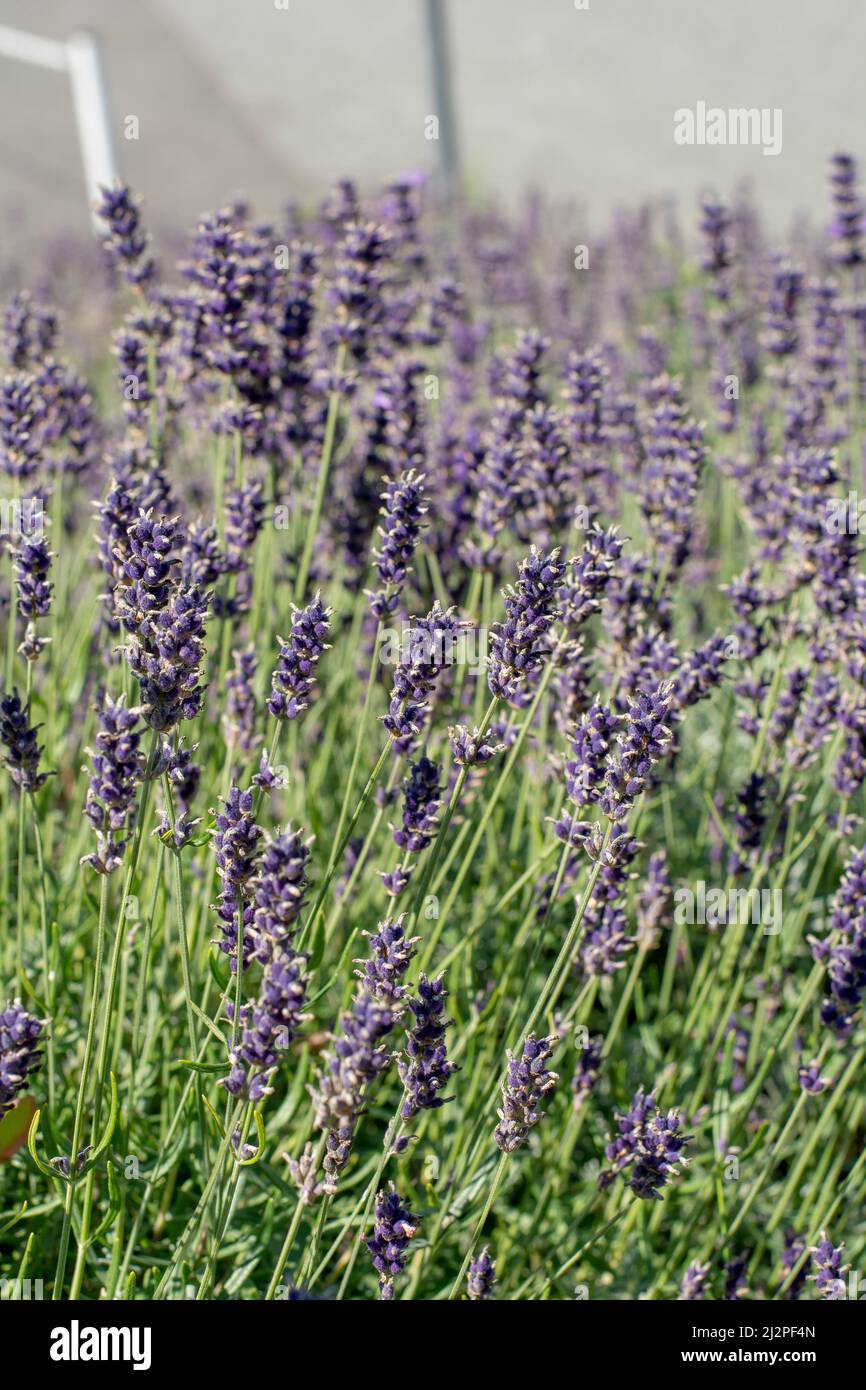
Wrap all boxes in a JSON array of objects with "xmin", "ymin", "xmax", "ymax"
[
  {"xmin": 0, "ymin": 691, "xmax": 50, "ymax": 794},
  {"xmin": 0, "ymin": 999, "xmax": 44, "ymax": 1117},
  {"xmin": 598, "ymin": 684, "xmax": 675, "ymax": 827},
  {"xmin": 639, "ymin": 376, "xmax": 705, "ymax": 574},
  {"xmin": 635, "ymin": 850, "xmax": 672, "ymax": 950},
  {"xmin": 561, "ymin": 348, "xmax": 609, "ymax": 518},
  {"xmin": 123, "ymin": 580, "xmax": 209, "ymax": 732},
  {"xmin": 13, "ymin": 532, "xmax": 54, "ymax": 660},
  {"xmin": 798, "ymin": 1060, "xmax": 829, "ymax": 1095},
  {"xmin": 13, "ymin": 534, "xmax": 53, "ymax": 621},
  {"xmin": 779, "ymin": 1234, "xmax": 810, "ymax": 1300},
  {"xmin": 699, "ymin": 194, "xmax": 733, "ymax": 302},
  {"xmin": 365, "ymin": 1185, "xmax": 419, "ymax": 1301},
  {"xmin": 367, "ymin": 468, "xmax": 427, "ymax": 617},
  {"xmin": 809, "ymin": 1234, "xmax": 848, "ymax": 1300},
  {"xmin": 212, "ymin": 785, "xmax": 262, "ymax": 969},
  {"xmin": 0, "ymin": 371, "xmax": 44, "ymax": 480},
  {"xmin": 494, "ymin": 1033, "xmax": 559, "ymax": 1153},
  {"xmin": 449, "ymin": 723, "xmax": 503, "ymax": 768},
  {"xmin": 96, "ymin": 181, "xmax": 155, "ymax": 289},
  {"xmin": 724, "ymin": 1254, "xmax": 749, "ymax": 1300},
  {"xmin": 467, "ymin": 1246, "xmax": 496, "ymax": 1301},
  {"xmin": 487, "ymin": 546, "xmax": 565, "ymax": 707},
  {"xmin": 679, "ymin": 1260, "xmax": 711, "ymax": 1301},
  {"xmin": 355, "ymin": 916, "xmax": 418, "ymax": 1007},
  {"xmin": 674, "ymin": 633, "xmax": 730, "ymax": 709},
  {"xmin": 308, "ymin": 918, "xmax": 416, "ymax": 1195},
  {"xmin": 267, "ymin": 592, "xmax": 332, "ymax": 722},
  {"xmin": 382, "ymin": 602, "xmax": 464, "ymax": 756},
  {"xmin": 558, "ymin": 525, "xmax": 624, "ymax": 634},
  {"xmin": 828, "ymin": 153, "xmax": 864, "ymax": 267},
  {"xmin": 181, "ymin": 520, "xmax": 225, "ymax": 588},
  {"xmin": 600, "ymin": 1088, "xmax": 690, "ymax": 1200},
  {"xmin": 571, "ymin": 1035, "xmax": 603, "ymax": 1110},
  {"xmin": 810, "ymin": 844, "xmax": 866, "ymax": 1038},
  {"xmin": 392, "ymin": 756, "xmax": 440, "ymax": 854},
  {"xmin": 180, "ymin": 208, "xmax": 266, "ymax": 384},
  {"xmin": 222, "ymin": 947, "xmax": 308, "ymax": 1102},
  {"xmin": 251, "ymin": 826, "xmax": 311, "ymax": 962},
  {"xmin": 762, "ymin": 256, "xmax": 803, "ymax": 358},
  {"xmin": 399, "ymin": 973, "xmax": 456, "ymax": 1119},
  {"xmin": 82, "ymin": 695, "xmax": 143, "ymax": 875},
  {"xmin": 327, "ymin": 220, "xmax": 392, "ymax": 364},
  {"xmin": 2, "ymin": 291, "xmax": 57, "ymax": 370},
  {"xmin": 224, "ymin": 475, "xmax": 266, "ymax": 574},
  {"xmin": 553, "ymin": 703, "xmax": 618, "ymax": 850}
]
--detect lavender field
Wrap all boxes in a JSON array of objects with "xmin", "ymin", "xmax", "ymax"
[{"xmin": 0, "ymin": 159, "xmax": 864, "ymax": 1304}]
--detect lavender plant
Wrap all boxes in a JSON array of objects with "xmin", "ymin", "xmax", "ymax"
[{"xmin": 1, "ymin": 154, "xmax": 866, "ymax": 1311}]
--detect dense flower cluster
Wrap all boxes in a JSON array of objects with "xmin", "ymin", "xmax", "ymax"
[
  {"xmin": 368, "ymin": 468, "xmax": 427, "ymax": 617},
  {"xmin": 809, "ymin": 1235, "xmax": 848, "ymax": 1300},
  {"xmin": 267, "ymin": 593, "xmax": 332, "ymax": 721},
  {"xmin": 399, "ymin": 973, "xmax": 456, "ymax": 1118},
  {"xmin": 494, "ymin": 1033, "xmax": 559, "ymax": 1153},
  {"xmin": 212, "ymin": 785, "xmax": 263, "ymax": 969},
  {"xmin": 600, "ymin": 1089, "xmax": 691, "ymax": 1200},
  {"xmin": 82, "ymin": 695, "xmax": 142, "ymax": 874},
  {"xmin": 467, "ymin": 1246, "xmax": 496, "ymax": 1301},
  {"xmin": 302, "ymin": 917, "xmax": 416, "ymax": 1196},
  {"xmin": 487, "ymin": 547, "xmax": 565, "ymax": 706},
  {"xmin": 365, "ymin": 1185, "xmax": 419, "ymax": 1300},
  {"xmin": 0, "ymin": 999, "xmax": 44, "ymax": 1117},
  {"xmin": 0, "ymin": 691, "xmax": 50, "ymax": 794}
]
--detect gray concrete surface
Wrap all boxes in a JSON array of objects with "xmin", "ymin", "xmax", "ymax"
[{"xmin": 1, "ymin": 0, "xmax": 864, "ymax": 243}]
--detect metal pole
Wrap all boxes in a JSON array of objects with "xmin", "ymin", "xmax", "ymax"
[
  {"xmin": 0, "ymin": 24, "xmax": 67, "ymax": 72},
  {"xmin": 0, "ymin": 24, "xmax": 119, "ymax": 233},
  {"xmin": 423, "ymin": 0, "xmax": 459, "ymax": 195},
  {"xmin": 66, "ymin": 29, "xmax": 119, "ymax": 229}
]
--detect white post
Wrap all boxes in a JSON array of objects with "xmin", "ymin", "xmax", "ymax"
[
  {"xmin": 0, "ymin": 24, "xmax": 67, "ymax": 73},
  {"xmin": 0, "ymin": 24, "xmax": 119, "ymax": 233},
  {"xmin": 66, "ymin": 30, "xmax": 119, "ymax": 229}
]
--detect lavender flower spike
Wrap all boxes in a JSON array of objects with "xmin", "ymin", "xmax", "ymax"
[
  {"xmin": 467, "ymin": 1247, "xmax": 496, "ymax": 1301},
  {"xmin": 251, "ymin": 826, "xmax": 312, "ymax": 963},
  {"xmin": 494, "ymin": 1033, "xmax": 559, "ymax": 1153},
  {"xmin": 0, "ymin": 691, "xmax": 51, "ymax": 794},
  {"xmin": 367, "ymin": 468, "xmax": 427, "ymax": 618},
  {"xmin": 96, "ymin": 181, "xmax": 155, "ymax": 289},
  {"xmin": 553, "ymin": 702, "xmax": 618, "ymax": 849},
  {"xmin": 383, "ymin": 756, "xmax": 441, "ymax": 896},
  {"xmin": 222, "ymin": 946, "xmax": 309, "ymax": 1102},
  {"xmin": 679, "ymin": 1260, "xmax": 711, "ymax": 1300},
  {"xmin": 307, "ymin": 917, "xmax": 416, "ymax": 1195},
  {"xmin": 810, "ymin": 844, "xmax": 866, "ymax": 1038},
  {"xmin": 267, "ymin": 592, "xmax": 332, "ymax": 722},
  {"xmin": 599, "ymin": 683, "xmax": 675, "ymax": 827},
  {"xmin": 81, "ymin": 695, "xmax": 143, "ymax": 875},
  {"xmin": 212, "ymin": 785, "xmax": 262, "ymax": 970},
  {"xmin": 1, "ymin": 999, "xmax": 44, "ymax": 1117},
  {"xmin": 809, "ymin": 1234, "xmax": 849, "ymax": 1300},
  {"xmin": 600, "ymin": 1088, "xmax": 691, "ymax": 1200},
  {"xmin": 449, "ymin": 724, "xmax": 503, "ymax": 768},
  {"xmin": 365, "ymin": 1185, "xmax": 419, "ymax": 1301},
  {"xmin": 488, "ymin": 546, "xmax": 565, "ymax": 707},
  {"xmin": 14, "ymin": 532, "xmax": 54, "ymax": 661},
  {"xmin": 399, "ymin": 973, "xmax": 457, "ymax": 1118}
]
